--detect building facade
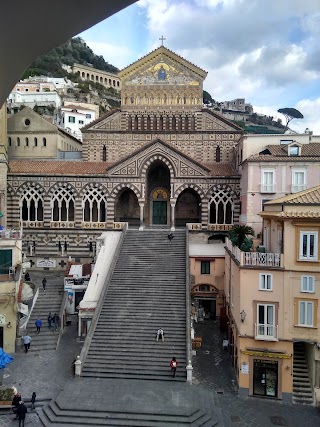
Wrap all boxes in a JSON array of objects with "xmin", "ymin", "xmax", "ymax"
[
  {"xmin": 5, "ymin": 46, "xmax": 243, "ymax": 268},
  {"xmin": 225, "ymin": 186, "xmax": 320, "ymax": 404},
  {"xmin": 72, "ymin": 63, "xmax": 121, "ymax": 91}
]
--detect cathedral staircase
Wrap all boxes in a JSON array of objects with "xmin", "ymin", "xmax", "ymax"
[
  {"xmin": 81, "ymin": 228, "xmax": 187, "ymax": 381},
  {"xmin": 25, "ymin": 281, "xmax": 65, "ymax": 351},
  {"xmin": 292, "ymin": 342, "xmax": 314, "ymax": 405}
]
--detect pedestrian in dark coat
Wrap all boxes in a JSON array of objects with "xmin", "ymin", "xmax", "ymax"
[
  {"xmin": 16, "ymin": 401, "xmax": 27, "ymax": 427},
  {"xmin": 24, "ymin": 272, "xmax": 30, "ymax": 281},
  {"xmin": 35, "ymin": 318, "xmax": 42, "ymax": 334},
  {"xmin": 52, "ymin": 313, "xmax": 59, "ymax": 332},
  {"xmin": 42, "ymin": 277, "xmax": 47, "ymax": 291},
  {"xmin": 31, "ymin": 392, "xmax": 36, "ymax": 410},
  {"xmin": 12, "ymin": 392, "xmax": 21, "ymax": 417},
  {"xmin": 48, "ymin": 312, "xmax": 52, "ymax": 329}
]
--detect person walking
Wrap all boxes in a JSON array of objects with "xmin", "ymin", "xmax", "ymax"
[
  {"xmin": 30, "ymin": 392, "xmax": 36, "ymax": 410},
  {"xmin": 48, "ymin": 312, "xmax": 52, "ymax": 329},
  {"xmin": 42, "ymin": 277, "xmax": 47, "ymax": 291},
  {"xmin": 16, "ymin": 401, "xmax": 27, "ymax": 427},
  {"xmin": 12, "ymin": 392, "xmax": 21, "ymax": 418},
  {"xmin": 52, "ymin": 313, "xmax": 59, "ymax": 332},
  {"xmin": 35, "ymin": 318, "xmax": 42, "ymax": 334},
  {"xmin": 156, "ymin": 328, "xmax": 164, "ymax": 342},
  {"xmin": 21, "ymin": 334, "xmax": 31, "ymax": 353},
  {"xmin": 170, "ymin": 357, "xmax": 178, "ymax": 378},
  {"xmin": 24, "ymin": 272, "xmax": 30, "ymax": 281}
]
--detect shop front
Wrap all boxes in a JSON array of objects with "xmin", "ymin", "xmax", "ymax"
[{"xmin": 252, "ymin": 359, "xmax": 278, "ymax": 397}]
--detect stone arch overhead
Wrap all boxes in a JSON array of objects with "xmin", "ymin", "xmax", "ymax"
[
  {"xmin": 140, "ymin": 154, "xmax": 176, "ymax": 180},
  {"xmin": 16, "ymin": 181, "xmax": 45, "ymax": 197},
  {"xmin": 48, "ymin": 181, "xmax": 77, "ymax": 197},
  {"xmin": 80, "ymin": 182, "xmax": 109, "ymax": 197},
  {"xmin": 206, "ymin": 183, "xmax": 239, "ymax": 199},
  {"xmin": 174, "ymin": 183, "xmax": 206, "ymax": 200},
  {"xmin": 110, "ymin": 183, "xmax": 142, "ymax": 199}
]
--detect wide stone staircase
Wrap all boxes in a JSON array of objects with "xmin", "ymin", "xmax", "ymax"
[
  {"xmin": 25, "ymin": 280, "xmax": 65, "ymax": 351},
  {"xmin": 292, "ymin": 342, "xmax": 314, "ymax": 405},
  {"xmin": 81, "ymin": 228, "xmax": 187, "ymax": 381}
]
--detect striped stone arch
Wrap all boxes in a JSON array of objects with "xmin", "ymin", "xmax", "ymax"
[
  {"xmin": 48, "ymin": 181, "xmax": 77, "ymax": 197},
  {"xmin": 174, "ymin": 183, "xmax": 206, "ymax": 200},
  {"xmin": 140, "ymin": 154, "xmax": 176, "ymax": 179},
  {"xmin": 110, "ymin": 183, "xmax": 142, "ymax": 199},
  {"xmin": 79, "ymin": 182, "xmax": 109, "ymax": 197},
  {"xmin": 16, "ymin": 181, "xmax": 46, "ymax": 198}
]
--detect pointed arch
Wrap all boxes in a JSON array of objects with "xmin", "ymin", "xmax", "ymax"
[
  {"xmin": 18, "ymin": 182, "xmax": 45, "ymax": 222},
  {"xmin": 110, "ymin": 183, "xmax": 141, "ymax": 199},
  {"xmin": 140, "ymin": 152, "xmax": 176, "ymax": 180},
  {"xmin": 82, "ymin": 184, "xmax": 107, "ymax": 223},
  {"xmin": 208, "ymin": 185, "xmax": 237, "ymax": 225},
  {"xmin": 49, "ymin": 182, "xmax": 76, "ymax": 222}
]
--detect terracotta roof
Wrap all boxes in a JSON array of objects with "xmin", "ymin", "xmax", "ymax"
[
  {"xmin": 261, "ymin": 210, "xmax": 320, "ymax": 219},
  {"xmin": 204, "ymin": 163, "xmax": 239, "ymax": 177},
  {"xmin": 264, "ymin": 185, "xmax": 320, "ymax": 205},
  {"xmin": 9, "ymin": 161, "xmax": 112, "ymax": 175},
  {"xmin": 248, "ymin": 143, "xmax": 320, "ymax": 161}
]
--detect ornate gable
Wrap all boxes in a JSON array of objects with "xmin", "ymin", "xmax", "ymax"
[
  {"xmin": 83, "ymin": 110, "xmax": 121, "ymax": 131},
  {"xmin": 107, "ymin": 139, "xmax": 210, "ymax": 178},
  {"xmin": 201, "ymin": 110, "xmax": 243, "ymax": 132}
]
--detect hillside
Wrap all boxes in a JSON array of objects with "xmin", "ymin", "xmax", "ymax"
[{"xmin": 22, "ymin": 37, "xmax": 118, "ymax": 79}]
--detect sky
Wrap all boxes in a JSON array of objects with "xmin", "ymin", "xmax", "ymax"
[{"xmin": 79, "ymin": 0, "xmax": 320, "ymax": 134}]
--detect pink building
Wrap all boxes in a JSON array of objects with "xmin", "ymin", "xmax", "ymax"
[{"xmin": 238, "ymin": 134, "xmax": 320, "ymax": 241}]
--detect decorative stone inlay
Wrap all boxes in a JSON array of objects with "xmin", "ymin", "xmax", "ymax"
[
  {"xmin": 50, "ymin": 221, "xmax": 75, "ymax": 228},
  {"xmin": 113, "ymin": 222, "xmax": 127, "ymax": 229},
  {"xmin": 81, "ymin": 222, "xmax": 106, "ymax": 229},
  {"xmin": 21, "ymin": 221, "xmax": 44, "ymax": 228},
  {"xmin": 208, "ymin": 224, "xmax": 233, "ymax": 231}
]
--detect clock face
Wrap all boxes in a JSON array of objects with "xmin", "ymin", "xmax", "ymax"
[{"xmin": 152, "ymin": 189, "xmax": 167, "ymax": 199}]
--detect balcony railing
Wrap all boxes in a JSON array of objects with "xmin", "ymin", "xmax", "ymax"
[
  {"xmin": 260, "ymin": 184, "xmax": 276, "ymax": 193},
  {"xmin": 0, "ymin": 228, "xmax": 22, "ymax": 240},
  {"xmin": 255, "ymin": 323, "xmax": 278, "ymax": 341},
  {"xmin": 291, "ymin": 184, "xmax": 307, "ymax": 193},
  {"xmin": 226, "ymin": 238, "xmax": 282, "ymax": 268}
]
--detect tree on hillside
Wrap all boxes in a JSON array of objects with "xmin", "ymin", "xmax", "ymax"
[
  {"xmin": 203, "ymin": 90, "xmax": 214, "ymax": 106},
  {"xmin": 277, "ymin": 108, "xmax": 303, "ymax": 132}
]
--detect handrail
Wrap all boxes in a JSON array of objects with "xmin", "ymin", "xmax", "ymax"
[
  {"xmin": 79, "ymin": 224, "xmax": 128, "ymax": 371},
  {"xmin": 185, "ymin": 226, "xmax": 192, "ymax": 380},
  {"xmin": 56, "ymin": 290, "xmax": 68, "ymax": 348}
]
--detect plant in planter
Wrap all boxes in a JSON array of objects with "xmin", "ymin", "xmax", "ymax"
[
  {"xmin": 228, "ymin": 225, "xmax": 255, "ymax": 252},
  {"xmin": 0, "ymin": 387, "xmax": 14, "ymax": 404}
]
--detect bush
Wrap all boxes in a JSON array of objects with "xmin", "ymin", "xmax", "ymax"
[{"xmin": 0, "ymin": 387, "xmax": 14, "ymax": 401}]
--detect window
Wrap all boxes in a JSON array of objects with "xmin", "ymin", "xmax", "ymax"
[
  {"xmin": 21, "ymin": 187, "xmax": 44, "ymax": 221},
  {"xmin": 51, "ymin": 187, "xmax": 75, "ymax": 221},
  {"xmin": 25, "ymin": 137, "xmax": 29, "ymax": 147},
  {"xmin": 289, "ymin": 145, "xmax": 299, "ymax": 156},
  {"xmin": 209, "ymin": 189, "xmax": 234, "ymax": 224},
  {"xmin": 261, "ymin": 170, "xmax": 275, "ymax": 193},
  {"xmin": 292, "ymin": 170, "xmax": 306, "ymax": 193},
  {"xmin": 8, "ymin": 137, "xmax": 11, "ymax": 146},
  {"xmin": 301, "ymin": 276, "xmax": 315, "ymax": 293},
  {"xmin": 34, "ymin": 137, "xmax": 38, "ymax": 147},
  {"xmin": 85, "ymin": 114, "xmax": 91, "ymax": 119},
  {"xmin": 82, "ymin": 187, "xmax": 107, "ymax": 222},
  {"xmin": 79, "ymin": 120, "xmax": 84, "ymax": 125},
  {"xmin": 201, "ymin": 261, "xmax": 210, "ymax": 274},
  {"xmin": 299, "ymin": 231, "xmax": 318, "ymax": 261},
  {"xmin": 17, "ymin": 137, "xmax": 20, "ymax": 147},
  {"xmin": 68, "ymin": 116, "xmax": 76, "ymax": 123},
  {"xmin": 256, "ymin": 304, "xmax": 276, "ymax": 338},
  {"xmin": 299, "ymin": 301, "xmax": 314, "ymax": 326},
  {"xmin": 259, "ymin": 273, "xmax": 272, "ymax": 291}
]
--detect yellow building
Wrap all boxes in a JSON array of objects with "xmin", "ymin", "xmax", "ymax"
[{"xmin": 225, "ymin": 185, "xmax": 320, "ymax": 404}]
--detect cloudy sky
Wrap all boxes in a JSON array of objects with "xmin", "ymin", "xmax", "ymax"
[{"xmin": 79, "ymin": 0, "xmax": 320, "ymax": 133}]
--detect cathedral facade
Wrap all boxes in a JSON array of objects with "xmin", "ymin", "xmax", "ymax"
[{"xmin": 6, "ymin": 46, "xmax": 243, "ymax": 267}]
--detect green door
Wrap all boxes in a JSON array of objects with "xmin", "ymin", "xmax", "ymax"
[
  {"xmin": 153, "ymin": 201, "xmax": 167, "ymax": 224},
  {"xmin": 0, "ymin": 249, "xmax": 12, "ymax": 274}
]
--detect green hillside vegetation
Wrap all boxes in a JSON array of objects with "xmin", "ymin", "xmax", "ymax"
[{"xmin": 22, "ymin": 37, "xmax": 118, "ymax": 79}]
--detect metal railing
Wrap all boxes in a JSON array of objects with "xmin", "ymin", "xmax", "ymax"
[
  {"xmin": 226, "ymin": 238, "xmax": 282, "ymax": 268},
  {"xmin": 185, "ymin": 226, "xmax": 192, "ymax": 381},
  {"xmin": 255, "ymin": 323, "xmax": 278, "ymax": 340}
]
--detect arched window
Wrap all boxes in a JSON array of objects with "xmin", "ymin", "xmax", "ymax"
[
  {"xmin": 8, "ymin": 137, "xmax": 11, "ymax": 146},
  {"xmin": 216, "ymin": 146, "xmax": 221, "ymax": 162},
  {"xmin": 43, "ymin": 137, "xmax": 46, "ymax": 147},
  {"xmin": 209, "ymin": 190, "xmax": 234, "ymax": 224},
  {"xmin": 25, "ymin": 137, "xmax": 29, "ymax": 147},
  {"xmin": 21, "ymin": 187, "xmax": 43, "ymax": 221},
  {"xmin": 51, "ymin": 187, "xmax": 74, "ymax": 221},
  {"xmin": 34, "ymin": 137, "xmax": 38, "ymax": 147},
  {"xmin": 102, "ymin": 145, "xmax": 106, "ymax": 162},
  {"xmin": 82, "ymin": 188, "xmax": 107, "ymax": 222},
  {"xmin": 17, "ymin": 137, "xmax": 20, "ymax": 147}
]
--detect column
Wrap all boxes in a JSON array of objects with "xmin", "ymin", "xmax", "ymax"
[
  {"xmin": 170, "ymin": 202, "xmax": 175, "ymax": 231},
  {"xmin": 139, "ymin": 203, "xmax": 144, "ymax": 231}
]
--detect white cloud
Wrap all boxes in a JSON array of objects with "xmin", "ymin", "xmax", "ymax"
[
  {"xmin": 84, "ymin": 41, "xmax": 132, "ymax": 69},
  {"xmin": 295, "ymin": 98, "xmax": 320, "ymax": 134}
]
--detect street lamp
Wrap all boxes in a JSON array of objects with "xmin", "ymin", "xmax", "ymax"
[{"xmin": 240, "ymin": 310, "xmax": 246, "ymax": 323}]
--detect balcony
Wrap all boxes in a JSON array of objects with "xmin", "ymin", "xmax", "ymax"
[
  {"xmin": 255, "ymin": 323, "xmax": 278, "ymax": 341},
  {"xmin": 260, "ymin": 184, "xmax": 276, "ymax": 194},
  {"xmin": 226, "ymin": 238, "xmax": 283, "ymax": 268},
  {"xmin": 291, "ymin": 184, "xmax": 307, "ymax": 193}
]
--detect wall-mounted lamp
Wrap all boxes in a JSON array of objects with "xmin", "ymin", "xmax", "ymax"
[
  {"xmin": 240, "ymin": 310, "xmax": 246, "ymax": 322},
  {"xmin": 7, "ymin": 322, "xmax": 12, "ymax": 328}
]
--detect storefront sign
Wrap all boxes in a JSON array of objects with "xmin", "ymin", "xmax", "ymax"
[
  {"xmin": 241, "ymin": 350, "xmax": 291, "ymax": 359},
  {"xmin": 37, "ymin": 259, "xmax": 56, "ymax": 268}
]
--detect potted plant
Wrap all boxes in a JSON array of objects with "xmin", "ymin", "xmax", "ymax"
[
  {"xmin": 228, "ymin": 225, "xmax": 255, "ymax": 252},
  {"xmin": 0, "ymin": 387, "xmax": 14, "ymax": 405}
]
